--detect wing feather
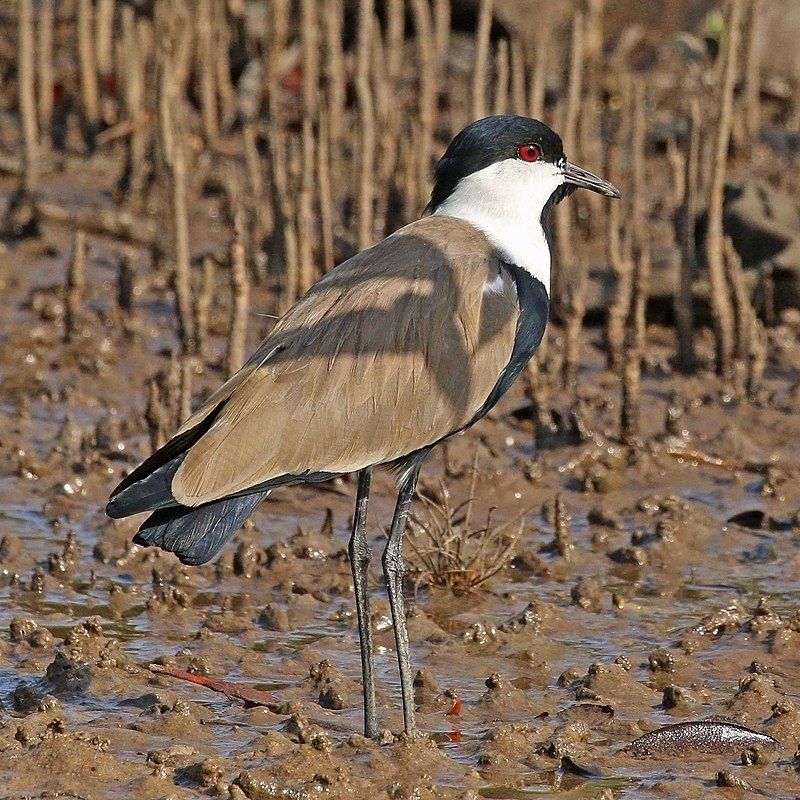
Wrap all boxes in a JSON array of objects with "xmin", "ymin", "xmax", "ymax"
[{"xmin": 171, "ymin": 217, "xmax": 520, "ymax": 505}]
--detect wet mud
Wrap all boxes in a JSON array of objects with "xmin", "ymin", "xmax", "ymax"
[{"xmin": 1, "ymin": 172, "xmax": 800, "ymax": 800}]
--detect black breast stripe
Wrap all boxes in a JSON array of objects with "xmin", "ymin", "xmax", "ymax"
[{"xmin": 467, "ymin": 261, "xmax": 549, "ymax": 424}]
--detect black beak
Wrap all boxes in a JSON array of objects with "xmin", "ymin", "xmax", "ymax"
[{"xmin": 561, "ymin": 159, "xmax": 621, "ymax": 198}]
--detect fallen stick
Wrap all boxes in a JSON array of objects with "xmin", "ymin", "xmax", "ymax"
[
  {"xmin": 35, "ymin": 200, "xmax": 161, "ymax": 252},
  {"xmin": 663, "ymin": 445, "xmax": 788, "ymax": 475},
  {"xmin": 149, "ymin": 663, "xmax": 276, "ymax": 709},
  {"xmin": 95, "ymin": 114, "xmax": 150, "ymax": 146}
]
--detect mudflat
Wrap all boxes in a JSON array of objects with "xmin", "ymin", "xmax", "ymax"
[{"xmin": 0, "ymin": 176, "xmax": 798, "ymax": 796}]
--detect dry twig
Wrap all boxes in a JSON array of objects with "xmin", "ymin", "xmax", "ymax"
[
  {"xmin": 742, "ymin": 0, "xmax": 765, "ymax": 143},
  {"xmin": 227, "ymin": 224, "xmax": 250, "ymax": 377},
  {"xmin": 471, "ymin": 0, "xmax": 494, "ymax": 120},
  {"xmin": 355, "ymin": 0, "xmax": 376, "ymax": 250},
  {"xmin": 78, "ymin": 0, "xmax": 101, "ymax": 144},
  {"xmin": 674, "ymin": 98, "xmax": 701, "ymax": 372},
  {"xmin": 620, "ymin": 81, "xmax": 649, "ymax": 442},
  {"xmin": 705, "ymin": 0, "xmax": 744, "ymax": 378},
  {"xmin": 36, "ymin": 0, "xmax": 54, "ymax": 149},
  {"xmin": 18, "ymin": 0, "xmax": 38, "ymax": 196},
  {"xmin": 65, "ymin": 231, "xmax": 87, "ymax": 342}
]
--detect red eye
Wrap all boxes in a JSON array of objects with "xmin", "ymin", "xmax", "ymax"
[{"xmin": 518, "ymin": 143, "xmax": 542, "ymax": 162}]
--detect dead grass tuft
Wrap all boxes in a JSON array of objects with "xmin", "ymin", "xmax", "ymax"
[{"xmin": 407, "ymin": 450, "xmax": 525, "ymax": 594}]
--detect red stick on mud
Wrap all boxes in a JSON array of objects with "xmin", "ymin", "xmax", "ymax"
[{"xmin": 149, "ymin": 663, "xmax": 276, "ymax": 709}]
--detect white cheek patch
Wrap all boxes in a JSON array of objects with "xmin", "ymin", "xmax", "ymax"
[{"xmin": 432, "ymin": 159, "xmax": 564, "ymax": 292}]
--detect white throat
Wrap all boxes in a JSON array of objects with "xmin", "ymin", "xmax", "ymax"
[{"xmin": 431, "ymin": 159, "xmax": 565, "ymax": 292}]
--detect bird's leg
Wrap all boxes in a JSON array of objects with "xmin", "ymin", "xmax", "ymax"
[
  {"xmin": 348, "ymin": 467, "xmax": 377, "ymax": 739},
  {"xmin": 381, "ymin": 464, "xmax": 421, "ymax": 735}
]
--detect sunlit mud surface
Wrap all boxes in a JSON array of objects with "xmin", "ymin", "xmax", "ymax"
[{"xmin": 1, "ymin": 167, "xmax": 800, "ymax": 799}]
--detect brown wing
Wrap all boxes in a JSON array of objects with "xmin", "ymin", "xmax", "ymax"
[{"xmin": 171, "ymin": 217, "xmax": 519, "ymax": 506}]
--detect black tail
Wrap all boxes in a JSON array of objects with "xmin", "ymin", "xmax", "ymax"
[{"xmin": 132, "ymin": 490, "xmax": 270, "ymax": 565}]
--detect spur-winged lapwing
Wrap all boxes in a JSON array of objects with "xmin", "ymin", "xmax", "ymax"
[{"xmin": 107, "ymin": 115, "xmax": 620, "ymax": 738}]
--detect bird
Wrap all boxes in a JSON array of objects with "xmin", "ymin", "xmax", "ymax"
[{"xmin": 106, "ymin": 114, "xmax": 620, "ymax": 739}]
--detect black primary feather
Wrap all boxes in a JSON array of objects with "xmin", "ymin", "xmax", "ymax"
[{"xmin": 106, "ymin": 400, "xmax": 227, "ymax": 519}]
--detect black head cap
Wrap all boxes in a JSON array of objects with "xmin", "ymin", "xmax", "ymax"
[{"xmin": 428, "ymin": 115, "xmax": 566, "ymax": 212}]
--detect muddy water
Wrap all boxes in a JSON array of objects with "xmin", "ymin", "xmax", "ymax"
[{"xmin": 1, "ymin": 175, "xmax": 800, "ymax": 799}]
